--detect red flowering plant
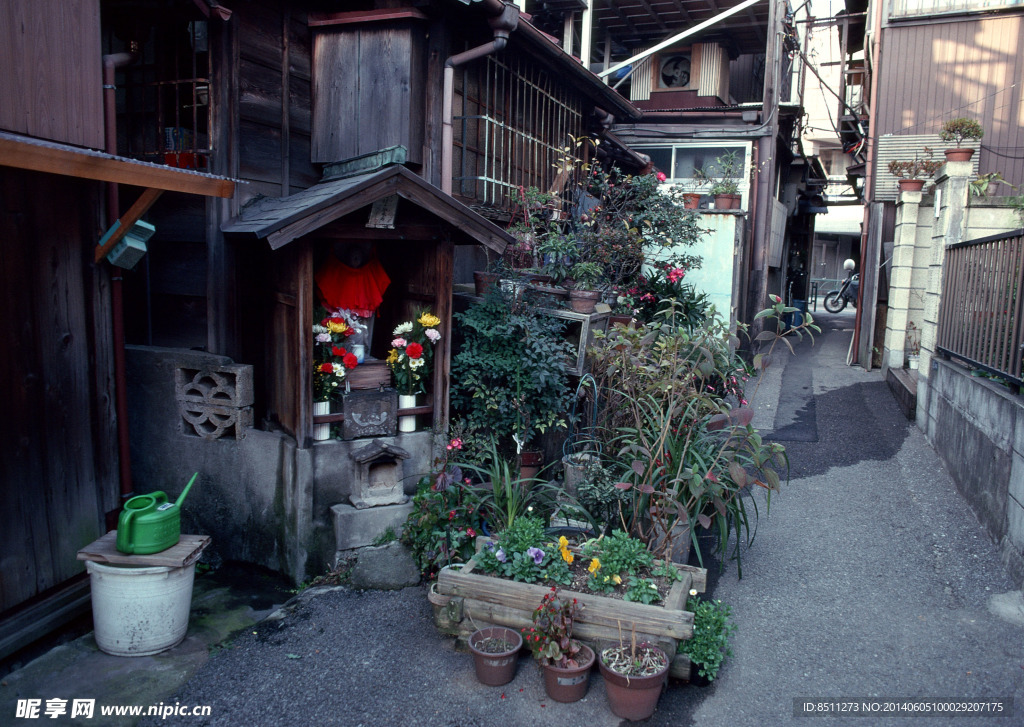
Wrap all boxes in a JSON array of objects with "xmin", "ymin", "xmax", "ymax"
[
  {"xmin": 400, "ymin": 431, "xmax": 487, "ymax": 579},
  {"xmin": 312, "ymin": 306, "xmax": 359, "ymax": 402},
  {"xmin": 387, "ymin": 312, "xmax": 441, "ymax": 396},
  {"xmin": 522, "ymin": 587, "xmax": 587, "ymax": 668},
  {"xmin": 616, "ymin": 262, "xmax": 708, "ymax": 325}
]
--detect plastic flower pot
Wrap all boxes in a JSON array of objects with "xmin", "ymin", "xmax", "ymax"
[
  {"xmin": 469, "ymin": 626, "xmax": 522, "ymax": 686},
  {"xmin": 541, "ymin": 642, "xmax": 595, "ymax": 703},
  {"xmin": 599, "ymin": 645, "xmax": 670, "ymax": 721}
]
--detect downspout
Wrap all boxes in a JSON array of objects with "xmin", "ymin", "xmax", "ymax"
[
  {"xmin": 103, "ymin": 44, "xmax": 140, "ymax": 505},
  {"xmin": 442, "ymin": 2, "xmax": 519, "ymax": 195}
]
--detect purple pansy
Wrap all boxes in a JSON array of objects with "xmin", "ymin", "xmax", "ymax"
[
  {"xmin": 495, "ymin": 548, "xmax": 506, "ymax": 563},
  {"xmin": 527, "ymin": 547, "xmax": 545, "ymax": 565}
]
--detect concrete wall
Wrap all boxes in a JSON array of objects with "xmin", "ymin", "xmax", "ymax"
[
  {"xmin": 882, "ymin": 162, "xmax": 1024, "ymax": 588},
  {"xmin": 126, "ymin": 346, "xmax": 433, "ymax": 585},
  {"xmin": 921, "ymin": 360, "xmax": 1024, "ymax": 587},
  {"xmin": 680, "ymin": 211, "xmax": 742, "ymax": 328}
]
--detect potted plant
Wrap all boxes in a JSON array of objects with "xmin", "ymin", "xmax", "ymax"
[
  {"xmin": 522, "ymin": 587, "xmax": 595, "ymax": 702},
  {"xmin": 386, "ymin": 312, "xmax": 441, "ymax": 432},
  {"xmin": 683, "ymin": 166, "xmax": 712, "ymax": 209},
  {"xmin": 888, "ymin": 148, "xmax": 943, "ymax": 192},
  {"xmin": 677, "ymin": 595, "xmax": 735, "ymax": 686},
  {"xmin": 468, "ymin": 626, "xmax": 523, "ymax": 686},
  {"xmin": 709, "ymin": 150, "xmax": 742, "ymax": 209},
  {"xmin": 598, "ymin": 632, "xmax": 670, "ymax": 721},
  {"xmin": 906, "ymin": 321, "xmax": 921, "ymax": 370},
  {"xmin": 939, "ymin": 117, "xmax": 983, "ymax": 162},
  {"xmin": 567, "ymin": 261, "xmax": 604, "ymax": 314}
]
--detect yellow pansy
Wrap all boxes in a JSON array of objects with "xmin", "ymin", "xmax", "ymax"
[
  {"xmin": 558, "ymin": 536, "xmax": 569, "ymax": 549},
  {"xmin": 612, "ymin": 574, "xmax": 622, "ymax": 585},
  {"xmin": 560, "ymin": 548, "xmax": 574, "ymax": 564},
  {"xmin": 588, "ymin": 557, "xmax": 601, "ymax": 574},
  {"xmin": 418, "ymin": 312, "xmax": 441, "ymax": 328}
]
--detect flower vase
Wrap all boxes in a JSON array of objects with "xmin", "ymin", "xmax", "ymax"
[
  {"xmin": 398, "ymin": 394, "xmax": 418, "ymax": 433},
  {"xmin": 313, "ymin": 400, "xmax": 331, "ymax": 441}
]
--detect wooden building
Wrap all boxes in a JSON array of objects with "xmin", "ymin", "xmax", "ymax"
[{"xmin": 0, "ymin": 0, "xmax": 644, "ymax": 655}]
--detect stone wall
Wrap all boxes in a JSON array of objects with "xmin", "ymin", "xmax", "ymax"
[{"xmin": 126, "ymin": 345, "xmax": 433, "ymax": 585}]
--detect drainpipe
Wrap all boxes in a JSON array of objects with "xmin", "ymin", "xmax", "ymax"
[
  {"xmin": 103, "ymin": 44, "xmax": 140, "ymax": 506},
  {"xmin": 441, "ymin": 2, "xmax": 519, "ymax": 195}
]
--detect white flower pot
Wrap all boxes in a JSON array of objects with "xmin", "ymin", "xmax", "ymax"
[
  {"xmin": 85, "ymin": 561, "xmax": 195, "ymax": 656},
  {"xmin": 907, "ymin": 355, "xmax": 920, "ymax": 370},
  {"xmin": 398, "ymin": 394, "xmax": 418, "ymax": 433},
  {"xmin": 313, "ymin": 400, "xmax": 331, "ymax": 440}
]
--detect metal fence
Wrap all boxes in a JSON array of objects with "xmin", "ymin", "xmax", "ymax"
[{"xmin": 937, "ymin": 228, "xmax": 1024, "ymax": 387}]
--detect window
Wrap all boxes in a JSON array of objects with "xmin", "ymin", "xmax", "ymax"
[{"xmin": 634, "ymin": 143, "xmax": 752, "ymax": 201}]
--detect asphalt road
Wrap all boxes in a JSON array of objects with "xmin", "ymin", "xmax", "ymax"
[{"xmin": 140, "ymin": 309, "xmax": 1024, "ymax": 727}]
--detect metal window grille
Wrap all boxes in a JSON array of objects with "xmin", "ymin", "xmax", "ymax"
[
  {"xmin": 937, "ymin": 228, "xmax": 1024, "ymax": 387},
  {"xmin": 453, "ymin": 53, "xmax": 585, "ymax": 212}
]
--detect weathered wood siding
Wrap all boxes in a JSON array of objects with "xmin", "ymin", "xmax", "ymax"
[
  {"xmin": 0, "ymin": 170, "xmax": 114, "ymax": 614},
  {"xmin": 876, "ymin": 15, "xmax": 1024, "ymax": 191},
  {"xmin": 0, "ymin": 0, "xmax": 104, "ymax": 149},
  {"xmin": 311, "ymin": 21, "xmax": 426, "ymax": 165}
]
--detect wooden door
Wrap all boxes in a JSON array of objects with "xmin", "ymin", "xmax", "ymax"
[{"xmin": 266, "ymin": 243, "xmax": 313, "ymax": 445}]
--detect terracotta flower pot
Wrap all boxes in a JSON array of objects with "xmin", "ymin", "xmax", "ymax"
[
  {"xmin": 682, "ymin": 192, "xmax": 702, "ymax": 209},
  {"xmin": 541, "ymin": 642, "xmax": 595, "ymax": 703},
  {"xmin": 897, "ymin": 178, "xmax": 925, "ymax": 193},
  {"xmin": 714, "ymin": 193, "xmax": 741, "ymax": 210},
  {"xmin": 473, "ymin": 271, "xmax": 500, "ymax": 296},
  {"xmin": 568, "ymin": 289, "xmax": 601, "ymax": 314},
  {"xmin": 469, "ymin": 626, "xmax": 522, "ymax": 686},
  {"xmin": 599, "ymin": 645, "xmax": 670, "ymax": 721},
  {"xmin": 943, "ymin": 148, "xmax": 974, "ymax": 162}
]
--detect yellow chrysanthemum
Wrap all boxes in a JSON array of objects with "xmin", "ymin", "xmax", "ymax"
[
  {"xmin": 418, "ymin": 312, "xmax": 441, "ymax": 328},
  {"xmin": 386, "ymin": 348, "xmax": 399, "ymax": 365},
  {"xmin": 326, "ymin": 319, "xmax": 350, "ymax": 334},
  {"xmin": 588, "ymin": 557, "xmax": 601, "ymax": 574}
]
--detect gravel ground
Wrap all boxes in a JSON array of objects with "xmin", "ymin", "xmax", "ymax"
[{"xmin": 140, "ymin": 310, "xmax": 1024, "ymax": 727}]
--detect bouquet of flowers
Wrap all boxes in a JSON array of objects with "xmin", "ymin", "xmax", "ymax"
[
  {"xmin": 312, "ymin": 309, "xmax": 360, "ymax": 403},
  {"xmin": 387, "ymin": 312, "xmax": 441, "ymax": 396}
]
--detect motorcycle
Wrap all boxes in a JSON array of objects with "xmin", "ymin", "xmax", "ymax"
[{"xmin": 823, "ymin": 273, "xmax": 859, "ymax": 313}]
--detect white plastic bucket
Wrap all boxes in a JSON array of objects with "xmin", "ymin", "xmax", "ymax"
[{"xmin": 85, "ymin": 561, "xmax": 196, "ymax": 656}]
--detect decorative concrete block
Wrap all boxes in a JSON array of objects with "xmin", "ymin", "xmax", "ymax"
[
  {"xmin": 331, "ymin": 501, "xmax": 413, "ymax": 552},
  {"xmin": 175, "ymin": 364, "xmax": 254, "ymax": 440}
]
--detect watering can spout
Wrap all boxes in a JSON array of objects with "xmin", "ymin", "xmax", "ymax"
[{"xmin": 176, "ymin": 472, "xmax": 198, "ymax": 507}]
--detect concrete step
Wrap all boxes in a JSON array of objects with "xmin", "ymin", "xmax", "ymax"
[{"xmin": 886, "ymin": 366, "xmax": 918, "ymax": 419}]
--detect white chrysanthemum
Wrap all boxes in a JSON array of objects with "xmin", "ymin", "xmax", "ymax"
[
  {"xmin": 425, "ymin": 329, "xmax": 441, "ymax": 343},
  {"xmin": 312, "ymin": 324, "xmax": 328, "ymax": 334},
  {"xmin": 409, "ymin": 358, "xmax": 425, "ymax": 369},
  {"xmin": 393, "ymin": 322, "xmax": 413, "ymax": 335}
]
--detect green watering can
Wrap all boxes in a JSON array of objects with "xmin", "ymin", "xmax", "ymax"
[{"xmin": 115, "ymin": 473, "xmax": 197, "ymax": 555}]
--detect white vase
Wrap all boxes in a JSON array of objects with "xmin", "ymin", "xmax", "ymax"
[
  {"xmin": 398, "ymin": 394, "xmax": 418, "ymax": 433},
  {"xmin": 313, "ymin": 400, "xmax": 331, "ymax": 440}
]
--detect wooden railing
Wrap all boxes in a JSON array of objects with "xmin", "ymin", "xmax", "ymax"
[{"xmin": 937, "ymin": 228, "xmax": 1024, "ymax": 388}]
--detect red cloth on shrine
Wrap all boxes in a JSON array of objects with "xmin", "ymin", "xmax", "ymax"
[{"xmin": 315, "ymin": 256, "xmax": 391, "ymax": 317}]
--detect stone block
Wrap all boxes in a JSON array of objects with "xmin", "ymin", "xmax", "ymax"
[
  {"xmin": 348, "ymin": 542, "xmax": 420, "ymax": 590},
  {"xmin": 1007, "ymin": 494, "xmax": 1024, "ymax": 554},
  {"xmin": 342, "ymin": 389, "xmax": 397, "ymax": 440},
  {"xmin": 331, "ymin": 501, "xmax": 413, "ymax": 551},
  {"xmin": 175, "ymin": 364, "xmax": 254, "ymax": 440}
]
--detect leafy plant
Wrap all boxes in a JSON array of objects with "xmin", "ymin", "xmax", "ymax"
[
  {"xmin": 371, "ymin": 527, "xmax": 397, "ymax": 546},
  {"xmin": 582, "ymin": 530, "xmax": 653, "ymax": 577},
  {"xmin": 522, "ymin": 587, "xmax": 587, "ymax": 667},
  {"xmin": 888, "ymin": 148, "xmax": 942, "ymax": 179},
  {"xmin": 707, "ymin": 150, "xmax": 743, "ymax": 196},
  {"xmin": 939, "ymin": 117, "xmax": 983, "ymax": 147},
  {"xmin": 575, "ymin": 459, "xmax": 629, "ymax": 531},
  {"xmin": 624, "ymin": 577, "xmax": 662, "ymax": 604},
  {"xmin": 569, "ymin": 261, "xmax": 604, "ymax": 291},
  {"xmin": 451, "ymin": 287, "xmax": 574, "ymax": 457},
  {"xmin": 679, "ymin": 596, "xmax": 736, "ymax": 681},
  {"xmin": 475, "ymin": 521, "xmax": 574, "ymax": 586}
]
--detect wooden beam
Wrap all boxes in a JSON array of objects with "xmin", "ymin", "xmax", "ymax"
[
  {"xmin": 308, "ymin": 9, "xmax": 428, "ymax": 27},
  {"xmin": 0, "ymin": 134, "xmax": 235, "ymax": 198},
  {"xmin": 94, "ymin": 188, "xmax": 164, "ymax": 263}
]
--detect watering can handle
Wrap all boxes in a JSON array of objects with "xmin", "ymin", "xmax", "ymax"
[{"xmin": 115, "ymin": 508, "xmax": 139, "ymax": 554}]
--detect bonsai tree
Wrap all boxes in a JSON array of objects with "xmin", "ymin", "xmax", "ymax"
[
  {"xmin": 940, "ymin": 117, "xmax": 984, "ymax": 148},
  {"xmin": 888, "ymin": 148, "xmax": 942, "ymax": 180}
]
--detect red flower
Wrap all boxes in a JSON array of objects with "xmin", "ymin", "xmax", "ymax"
[
  {"xmin": 467, "ymin": 527, "xmax": 477, "ymax": 538},
  {"xmin": 343, "ymin": 353, "xmax": 358, "ymax": 369},
  {"xmin": 319, "ymin": 363, "xmax": 333, "ymax": 373},
  {"xmin": 332, "ymin": 345, "xmax": 347, "ymax": 357},
  {"xmin": 406, "ymin": 342, "xmax": 424, "ymax": 359}
]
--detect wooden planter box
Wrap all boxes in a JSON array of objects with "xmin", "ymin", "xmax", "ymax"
[{"xmin": 434, "ymin": 555, "xmax": 707, "ymax": 680}]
